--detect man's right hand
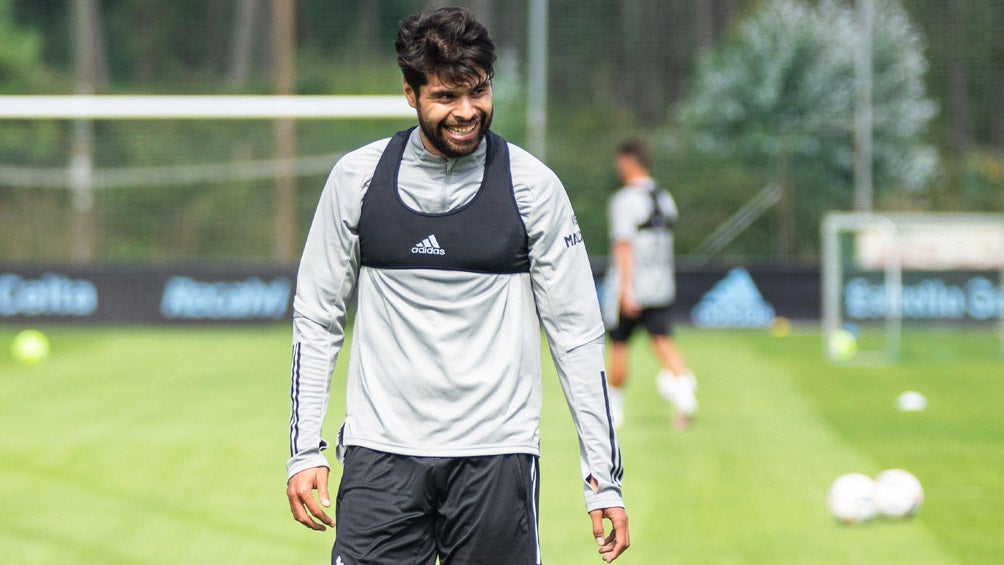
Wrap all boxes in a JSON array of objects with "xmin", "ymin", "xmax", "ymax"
[
  {"xmin": 286, "ymin": 466, "xmax": 335, "ymax": 531},
  {"xmin": 619, "ymin": 293, "xmax": 642, "ymax": 319}
]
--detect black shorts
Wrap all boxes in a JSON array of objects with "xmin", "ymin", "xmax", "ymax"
[
  {"xmin": 331, "ymin": 447, "xmax": 540, "ymax": 565},
  {"xmin": 608, "ymin": 304, "xmax": 675, "ymax": 342}
]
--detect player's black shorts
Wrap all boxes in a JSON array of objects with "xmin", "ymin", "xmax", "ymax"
[
  {"xmin": 331, "ymin": 447, "xmax": 540, "ymax": 565},
  {"xmin": 608, "ymin": 304, "xmax": 675, "ymax": 342}
]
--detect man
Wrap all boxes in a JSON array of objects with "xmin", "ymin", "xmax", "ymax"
[
  {"xmin": 603, "ymin": 139, "xmax": 698, "ymax": 430},
  {"xmin": 285, "ymin": 7, "xmax": 629, "ymax": 564}
]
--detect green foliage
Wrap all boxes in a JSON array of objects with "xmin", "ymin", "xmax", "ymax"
[
  {"xmin": 959, "ymin": 151, "xmax": 1004, "ymax": 211},
  {"xmin": 0, "ymin": 0, "xmax": 47, "ymax": 92},
  {"xmin": 0, "ymin": 0, "xmax": 60, "ymax": 159},
  {"xmin": 659, "ymin": 137, "xmax": 777, "ymax": 256},
  {"xmin": 677, "ymin": 0, "xmax": 939, "ymax": 255},
  {"xmin": 682, "ymin": 1, "xmax": 851, "ymax": 156},
  {"xmin": 1, "ymin": 1, "xmax": 999, "ymax": 263},
  {"xmin": 901, "ymin": 0, "xmax": 1003, "ymax": 147},
  {"xmin": 680, "ymin": 0, "xmax": 937, "ymax": 189},
  {"xmin": 868, "ymin": 1, "xmax": 940, "ymax": 191}
]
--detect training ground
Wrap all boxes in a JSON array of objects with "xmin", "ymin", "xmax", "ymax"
[{"xmin": 1, "ymin": 324, "xmax": 1001, "ymax": 564}]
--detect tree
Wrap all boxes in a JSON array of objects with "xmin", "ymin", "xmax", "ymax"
[
  {"xmin": 0, "ymin": 0, "xmax": 45, "ymax": 93},
  {"xmin": 992, "ymin": 0, "xmax": 1004, "ymax": 151},
  {"xmin": 946, "ymin": 0, "xmax": 971, "ymax": 157},
  {"xmin": 678, "ymin": 0, "xmax": 938, "ymax": 257}
]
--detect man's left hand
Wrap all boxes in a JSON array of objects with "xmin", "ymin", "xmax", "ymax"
[{"xmin": 589, "ymin": 506, "xmax": 630, "ymax": 562}]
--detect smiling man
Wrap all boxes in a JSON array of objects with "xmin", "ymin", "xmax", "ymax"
[
  {"xmin": 406, "ymin": 71, "xmax": 492, "ymax": 158},
  {"xmin": 285, "ymin": 7, "xmax": 629, "ymax": 564}
]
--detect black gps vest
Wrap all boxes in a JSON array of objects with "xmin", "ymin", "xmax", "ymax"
[
  {"xmin": 638, "ymin": 188, "xmax": 674, "ymax": 230},
  {"xmin": 358, "ymin": 128, "xmax": 531, "ymax": 274}
]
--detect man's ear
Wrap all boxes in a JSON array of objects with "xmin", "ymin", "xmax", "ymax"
[{"xmin": 403, "ymin": 78, "xmax": 417, "ymax": 109}]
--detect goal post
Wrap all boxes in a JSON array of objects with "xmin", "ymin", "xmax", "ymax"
[
  {"xmin": 821, "ymin": 212, "xmax": 1004, "ymax": 364},
  {"xmin": 0, "ymin": 95, "xmax": 414, "ymax": 120},
  {"xmin": 0, "ymin": 95, "xmax": 417, "ymax": 263},
  {"xmin": 821, "ymin": 213, "xmax": 902, "ymax": 364}
]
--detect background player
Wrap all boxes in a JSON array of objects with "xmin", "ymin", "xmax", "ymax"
[{"xmin": 603, "ymin": 138, "xmax": 698, "ymax": 430}]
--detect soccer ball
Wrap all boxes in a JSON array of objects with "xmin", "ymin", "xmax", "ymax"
[
  {"xmin": 827, "ymin": 472, "xmax": 877, "ymax": 524},
  {"xmin": 896, "ymin": 391, "xmax": 928, "ymax": 412},
  {"xmin": 10, "ymin": 329, "xmax": 51, "ymax": 366},
  {"xmin": 828, "ymin": 329, "xmax": 858, "ymax": 361},
  {"xmin": 874, "ymin": 469, "xmax": 923, "ymax": 519}
]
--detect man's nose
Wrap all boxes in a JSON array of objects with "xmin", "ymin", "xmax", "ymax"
[{"xmin": 454, "ymin": 96, "xmax": 477, "ymax": 119}]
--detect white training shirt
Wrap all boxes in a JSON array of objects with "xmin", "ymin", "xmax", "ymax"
[
  {"xmin": 288, "ymin": 128, "xmax": 623, "ymax": 512},
  {"xmin": 602, "ymin": 177, "xmax": 678, "ymax": 326}
]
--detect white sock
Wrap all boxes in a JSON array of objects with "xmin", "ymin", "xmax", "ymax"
[
  {"xmin": 684, "ymin": 370, "xmax": 698, "ymax": 391},
  {"xmin": 657, "ymin": 370, "xmax": 698, "ymax": 415}
]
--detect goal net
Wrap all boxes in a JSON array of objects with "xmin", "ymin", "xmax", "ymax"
[
  {"xmin": 821, "ymin": 212, "xmax": 1004, "ymax": 364},
  {"xmin": 0, "ymin": 95, "xmax": 414, "ymax": 264}
]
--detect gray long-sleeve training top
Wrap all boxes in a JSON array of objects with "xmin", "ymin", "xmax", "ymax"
[{"xmin": 287, "ymin": 128, "xmax": 623, "ymax": 512}]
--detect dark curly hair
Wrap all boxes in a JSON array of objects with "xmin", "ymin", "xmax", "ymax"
[{"xmin": 395, "ymin": 7, "xmax": 496, "ymax": 94}]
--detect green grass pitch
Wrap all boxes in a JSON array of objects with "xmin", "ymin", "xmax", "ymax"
[{"xmin": 1, "ymin": 323, "xmax": 1001, "ymax": 563}]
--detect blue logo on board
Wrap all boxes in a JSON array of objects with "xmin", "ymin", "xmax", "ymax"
[
  {"xmin": 0, "ymin": 273, "xmax": 98, "ymax": 317},
  {"xmin": 160, "ymin": 276, "xmax": 291, "ymax": 320},
  {"xmin": 844, "ymin": 276, "xmax": 1002, "ymax": 320},
  {"xmin": 691, "ymin": 268, "xmax": 775, "ymax": 328}
]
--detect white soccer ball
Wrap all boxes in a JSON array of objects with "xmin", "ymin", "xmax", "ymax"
[
  {"xmin": 827, "ymin": 472, "xmax": 877, "ymax": 524},
  {"xmin": 874, "ymin": 469, "xmax": 923, "ymax": 519},
  {"xmin": 896, "ymin": 391, "xmax": 927, "ymax": 412}
]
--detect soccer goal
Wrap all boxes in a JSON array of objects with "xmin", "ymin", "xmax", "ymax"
[{"xmin": 821, "ymin": 212, "xmax": 1004, "ymax": 364}]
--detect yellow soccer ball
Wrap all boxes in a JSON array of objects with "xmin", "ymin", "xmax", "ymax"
[
  {"xmin": 829, "ymin": 329, "xmax": 857, "ymax": 361},
  {"xmin": 11, "ymin": 329, "xmax": 51, "ymax": 366}
]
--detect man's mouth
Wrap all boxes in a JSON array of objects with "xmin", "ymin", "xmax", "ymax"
[{"xmin": 444, "ymin": 122, "xmax": 478, "ymax": 138}]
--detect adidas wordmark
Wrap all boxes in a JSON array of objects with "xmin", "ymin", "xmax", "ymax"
[{"xmin": 412, "ymin": 234, "xmax": 446, "ymax": 255}]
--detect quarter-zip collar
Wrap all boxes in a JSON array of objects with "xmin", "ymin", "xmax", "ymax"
[
  {"xmin": 396, "ymin": 127, "xmax": 488, "ymax": 214},
  {"xmin": 405, "ymin": 127, "xmax": 487, "ymax": 177}
]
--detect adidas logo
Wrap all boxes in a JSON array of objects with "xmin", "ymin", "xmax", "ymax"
[
  {"xmin": 691, "ymin": 267, "xmax": 775, "ymax": 328},
  {"xmin": 411, "ymin": 234, "xmax": 446, "ymax": 255}
]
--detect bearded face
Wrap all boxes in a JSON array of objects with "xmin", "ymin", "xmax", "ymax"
[{"xmin": 405, "ymin": 72, "xmax": 493, "ymax": 159}]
